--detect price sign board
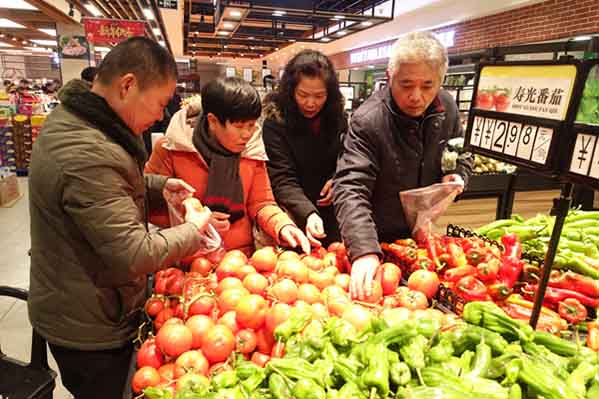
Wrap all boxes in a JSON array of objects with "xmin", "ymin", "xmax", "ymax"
[{"xmin": 465, "ymin": 60, "xmax": 582, "ymax": 175}]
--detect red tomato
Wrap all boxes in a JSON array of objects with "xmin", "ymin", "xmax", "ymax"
[
  {"xmin": 190, "ymin": 257, "xmax": 213, "ymax": 276},
  {"xmin": 322, "ymin": 253, "xmax": 339, "ymax": 271},
  {"xmin": 218, "ymin": 288, "xmax": 250, "ymax": 314},
  {"xmin": 297, "ymin": 283, "xmax": 321, "ymax": 304},
  {"xmin": 382, "ymin": 295, "xmax": 400, "ymax": 309},
  {"xmin": 311, "ymin": 302, "xmax": 329, "ymax": 320},
  {"xmin": 361, "ymin": 281, "xmax": 383, "ymax": 304},
  {"xmin": 398, "ymin": 290, "xmax": 429, "ymax": 310},
  {"xmin": 250, "ymin": 246, "xmax": 278, "ymax": 272},
  {"xmin": 201, "ymin": 325, "xmax": 235, "ymax": 364},
  {"xmin": 153, "ymin": 307, "xmax": 175, "ymax": 331},
  {"xmin": 185, "ymin": 315, "xmax": 214, "ymax": 349},
  {"xmin": 380, "ymin": 263, "xmax": 401, "ymax": 295},
  {"xmin": 309, "ymin": 271, "xmax": 335, "ymax": 290},
  {"xmin": 265, "ymin": 303, "xmax": 292, "ymax": 335},
  {"xmin": 278, "ymin": 250, "xmax": 301, "ymax": 262},
  {"xmin": 137, "ymin": 338, "xmax": 164, "ymax": 369},
  {"xmin": 156, "ymin": 324, "xmax": 193, "ymax": 358},
  {"xmin": 342, "ymin": 304, "xmax": 373, "ymax": 331},
  {"xmin": 327, "ymin": 295, "xmax": 351, "ymax": 317},
  {"xmin": 145, "ymin": 296, "xmax": 165, "ymax": 318},
  {"xmin": 163, "ymin": 317, "xmax": 184, "ymax": 327},
  {"xmin": 310, "ymin": 246, "xmax": 327, "ymax": 259},
  {"xmin": 255, "ymin": 328, "xmax": 275, "ymax": 354},
  {"xmin": 302, "ymin": 255, "xmax": 324, "ymax": 271},
  {"xmin": 251, "ymin": 351, "xmax": 270, "ymax": 368},
  {"xmin": 216, "ymin": 257, "xmax": 246, "ymax": 282},
  {"xmin": 277, "ymin": 259, "xmax": 309, "ymax": 284},
  {"xmin": 158, "ymin": 363, "xmax": 176, "ymax": 382},
  {"xmin": 243, "ymin": 272, "xmax": 269, "ymax": 296},
  {"xmin": 235, "ymin": 329, "xmax": 257, "ymax": 354},
  {"xmin": 132, "ymin": 366, "xmax": 160, "ymax": 393},
  {"xmin": 223, "ymin": 250, "xmax": 248, "ymax": 264},
  {"xmin": 271, "ymin": 279, "xmax": 298, "ymax": 304},
  {"xmin": 209, "ymin": 361, "xmax": 233, "ymax": 375},
  {"xmin": 334, "ymin": 274, "xmax": 351, "ymax": 291},
  {"xmin": 188, "ymin": 295, "xmax": 216, "ymax": 317},
  {"xmin": 216, "ymin": 277, "xmax": 244, "ymax": 295},
  {"xmin": 218, "ymin": 310, "xmax": 240, "ymax": 334},
  {"xmin": 174, "ymin": 350, "xmax": 209, "ymax": 378},
  {"xmin": 236, "ymin": 265, "xmax": 257, "ymax": 280},
  {"xmin": 407, "ymin": 270, "xmax": 440, "ymax": 299},
  {"xmin": 235, "ymin": 294, "xmax": 268, "ymax": 330},
  {"xmin": 271, "ymin": 341, "xmax": 285, "ymax": 358}
]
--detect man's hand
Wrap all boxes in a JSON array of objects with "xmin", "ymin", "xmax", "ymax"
[
  {"xmin": 210, "ymin": 211, "xmax": 231, "ymax": 234},
  {"xmin": 316, "ymin": 179, "xmax": 333, "ymax": 207},
  {"xmin": 280, "ymin": 225, "xmax": 311, "ymax": 254},
  {"xmin": 350, "ymin": 254, "xmax": 380, "ymax": 300},
  {"xmin": 163, "ymin": 178, "xmax": 196, "ymax": 208},
  {"xmin": 305, "ymin": 213, "xmax": 326, "ymax": 247},
  {"xmin": 442, "ymin": 174, "xmax": 465, "ymax": 194}
]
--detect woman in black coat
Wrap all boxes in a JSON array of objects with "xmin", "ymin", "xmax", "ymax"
[{"xmin": 262, "ymin": 50, "xmax": 347, "ymax": 248}]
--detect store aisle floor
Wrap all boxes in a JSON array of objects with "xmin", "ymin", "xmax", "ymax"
[{"xmin": 0, "ymin": 178, "xmax": 72, "ymax": 399}]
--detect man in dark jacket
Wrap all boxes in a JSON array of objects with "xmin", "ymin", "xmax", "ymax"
[
  {"xmin": 28, "ymin": 38, "xmax": 212, "ymax": 398},
  {"xmin": 333, "ymin": 31, "xmax": 472, "ymax": 298}
]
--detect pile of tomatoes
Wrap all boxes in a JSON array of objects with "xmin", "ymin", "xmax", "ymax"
[{"xmin": 131, "ymin": 243, "xmax": 440, "ymax": 395}]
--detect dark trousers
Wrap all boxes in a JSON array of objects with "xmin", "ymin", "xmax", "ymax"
[{"xmin": 49, "ymin": 342, "xmax": 133, "ymax": 399}]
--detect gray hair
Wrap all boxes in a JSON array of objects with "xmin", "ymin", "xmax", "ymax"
[{"xmin": 387, "ymin": 31, "xmax": 448, "ymax": 82}]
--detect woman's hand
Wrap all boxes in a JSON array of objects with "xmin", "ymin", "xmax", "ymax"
[{"xmin": 280, "ymin": 225, "xmax": 311, "ymax": 254}]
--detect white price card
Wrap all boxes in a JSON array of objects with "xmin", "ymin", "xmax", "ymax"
[
  {"xmin": 503, "ymin": 122, "xmax": 522, "ymax": 157},
  {"xmin": 530, "ymin": 127, "xmax": 553, "ymax": 165},
  {"xmin": 516, "ymin": 124, "xmax": 537, "ymax": 160},
  {"xmin": 491, "ymin": 120, "xmax": 510, "ymax": 153},
  {"xmin": 569, "ymin": 133, "xmax": 597, "ymax": 175},
  {"xmin": 481, "ymin": 118, "xmax": 497, "ymax": 149},
  {"xmin": 590, "ymin": 140, "xmax": 599, "ymax": 180},
  {"xmin": 470, "ymin": 116, "xmax": 485, "ymax": 146}
]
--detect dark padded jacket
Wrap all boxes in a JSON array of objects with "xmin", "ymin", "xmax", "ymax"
[{"xmin": 333, "ymin": 88, "xmax": 472, "ymax": 262}]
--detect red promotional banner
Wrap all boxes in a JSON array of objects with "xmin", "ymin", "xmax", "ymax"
[{"xmin": 83, "ymin": 18, "xmax": 146, "ymax": 46}]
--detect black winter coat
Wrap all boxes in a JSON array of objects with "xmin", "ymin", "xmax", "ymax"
[
  {"xmin": 333, "ymin": 88, "xmax": 472, "ymax": 262},
  {"xmin": 262, "ymin": 101, "xmax": 346, "ymax": 245}
]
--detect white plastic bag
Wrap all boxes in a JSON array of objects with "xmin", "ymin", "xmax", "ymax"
[
  {"xmin": 164, "ymin": 190, "xmax": 224, "ymax": 257},
  {"xmin": 399, "ymin": 182, "xmax": 463, "ymax": 239}
]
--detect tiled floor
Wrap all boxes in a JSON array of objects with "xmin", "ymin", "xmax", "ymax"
[{"xmin": 0, "ymin": 178, "xmax": 72, "ymax": 399}]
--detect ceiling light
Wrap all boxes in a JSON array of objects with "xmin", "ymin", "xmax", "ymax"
[
  {"xmin": 338, "ymin": 30, "xmax": 347, "ymax": 36},
  {"xmin": 352, "ymin": 67, "xmax": 359, "ymax": 70},
  {"xmin": 289, "ymin": 39, "xmax": 296, "ymax": 42},
  {"xmin": 143, "ymin": 8, "xmax": 155, "ymax": 20},
  {"xmin": 241, "ymin": 53, "xmax": 244, "ymax": 56},
  {"xmin": 31, "ymin": 39, "xmax": 56, "ymax": 46},
  {"xmin": 223, "ymin": 22, "xmax": 234, "ymax": 29},
  {"xmin": 25, "ymin": 46, "xmax": 51, "ymax": 52},
  {"xmin": 0, "ymin": 42, "xmax": 13, "ymax": 47},
  {"xmin": 159, "ymin": 40, "xmax": 166, "ymax": 47},
  {"xmin": 217, "ymin": 31, "xmax": 230, "ymax": 35},
  {"xmin": 273, "ymin": 10, "xmax": 286, "ymax": 16},
  {"xmin": 0, "ymin": 0, "xmax": 37, "ymax": 10},
  {"xmin": 368, "ymin": 65, "xmax": 375, "ymax": 69},
  {"xmin": 38, "ymin": 28, "xmax": 56, "ymax": 36},
  {"xmin": 361, "ymin": 21, "xmax": 373, "ymax": 27},
  {"xmin": 230, "ymin": 10, "xmax": 242, "ymax": 17},
  {"xmin": 152, "ymin": 28, "xmax": 161, "ymax": 36},
  {"xmin": 333, "ymin": 15, "xmax": 345, "ymax": 19},
  {"xmin": 321, "ymin": 37, "xmax": 331, "ymax": 42},
  {"xmin": 248, "ymin": 36, "xmax": 255, "ymax": 40},
  {"xmin": 0, "ymin": 18, "xmax": 26, "ymax": 28},
  {"xmin": 21, "ymin": 40, "xmax": 27, "ymax": 44},
  {"xmin": 573, "ymin": 35, "xmax": 592, "ymax": 41},
  {"xmin": 12, "ymin": 37, "xmax": 17, "ymax": 41},
  {"xmin": 84, "ymin": 3, "xmax": 103, "ymax": 17}
]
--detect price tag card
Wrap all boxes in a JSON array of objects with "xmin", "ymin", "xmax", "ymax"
[
  {"xmin": 470, "ymin": 116, "xmax": 485, "ymax": 146},
  {"xmin": 569, "ymin": 133, "xmax": 597, "ymax": 176},
  {"xmin": 480, "ymin": 118, "xmax": 497, "ymax": 149},
  {"xmin": 589, "ymin": 140, "xmax": 599, "ymax": 179},
  {"xmin": 516, "ymin": 124, "xmax": 537, "ymax": 161},
  {"xmin": 491, "ymin": 120, "xmax": 510, "ymax": 152},
  {"xmin": 503, "ymin": 122, "xmax": 522, "ymax": 156},
  {"xmin": 531, "ymin": 127, "xmax": 554, "ymax": 164}
]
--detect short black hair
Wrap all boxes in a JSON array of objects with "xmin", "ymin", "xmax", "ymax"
[
  {"xmin": 95, "ymin": 37, "xmax": 177, "ymax": 89},
  {"xmin": 201, "ymin": 77, "xmax": 261, "ymax": 124},
  {"xmin": 80, "ymin": 66, "xmax": 97, "ymax": 82}
]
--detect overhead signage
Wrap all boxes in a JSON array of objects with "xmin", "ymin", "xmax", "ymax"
[
  {"xmin": 225, "ymin": 67, "xmax": 236, "ymax": 77},
  {"xmin": 474, "ymin": 65, "xmax": 577, "ymax": 121},
  {"xmin": 350, "ymin": 44, "xmax": 392, "ymax": 65},
  {"xmin": 158, "ymin": 0, "xmax": 177, "ymax": 9},
  {"xmin": 83, "ymin": 18, "xmax": 145, "ymax": 46}
]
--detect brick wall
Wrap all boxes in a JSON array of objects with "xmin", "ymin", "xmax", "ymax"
[{"xmin": 332, "ymin": 0, "xmax": 599, "ymax": 70}]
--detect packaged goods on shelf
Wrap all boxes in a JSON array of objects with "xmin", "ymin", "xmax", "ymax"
[
  {"xmin": 12, "ymin": 114, "xmax": 32, "ymax": 171},
  {"xmin": 30, "ymin": 114, "xmax": 46, "ymax": 142}
]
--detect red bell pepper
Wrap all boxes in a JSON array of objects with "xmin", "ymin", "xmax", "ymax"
[
  {"xmin": 476, "ymin": 258, "xmax": 500, "ymax": 283},
  {"xmin": 455, "ymin": 275, "xmax": 488, "ymax": 301},
  {"xmin": 587, "ymin": 320, "xmax": 599, "ymax": 351},
  {"xmin": 155, "ymin": 267, "xmax": 185, "ymax": 295},
  {"xmin": 443, "ymin": 265, "xmax": 477, "ymax": 283},
  {"xmin": 497, "ymin": 233, "xmax": 523, "ymax": 289},
  {"xmin": 466, "ymin": 248, "xmax": 485, "ymax": 266},
  {"xmin": 501, "ymin": 294, "xmax": 567, "ymax": 333},
  {"xmin": 523, "ymin": 284, "xmax": 599, "ymax": 308},
  {"xmin": 487, "ymin": 283, "xmax": 512, "ymax": 301},
  {"xmin": 557, "ymin": 298, "xmax": 588, "ymax": 324},
  {"xmin": 411, "ymin": 257, "xmax": 435, "ymax": 272},
  {"xmin": 548, "ymin": 270, "xmax": 599, "ymax": 298},
  {"xmin": 394, "ymin": 238, "xmax": 417, "ymax": 248}
]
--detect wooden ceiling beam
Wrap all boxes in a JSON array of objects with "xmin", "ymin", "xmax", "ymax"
[
  {"xmin": 24, "ymin": 0, "xmax": 78, "ymax": 25},
  {"xmin": 86, "ymin": 0, "xmax": 112, "ymax": 17}
]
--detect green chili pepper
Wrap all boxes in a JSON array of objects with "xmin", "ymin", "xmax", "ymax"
[
  {"xmin": 274, "ymin": 308, "xmax": 312, "ymax": 342},
  {"xmin": 328, "ymin": 318, "xmax": 358, "ymax": 347},
  {"xmin": 291, "ymin": 379, "xmax": 326, "ymax": 399},
  {"xmin": 501, "ymin": 358, "xmax": 521, "ymax": 386},
  {"xmin": 236, "ymin": 361, "xmax": 260, "ymax": 381},
  {"xmin": 338, "ymin": 381, "xmax": 366, "ymax": 399},
  {"xmin": 459, "ymin": 350, "xmax": 474, "ymax": 375},
  {"xmin": 390, "ymin": 361, "xmax": 411, "ymax": 386},
  {"xmin": 326, "ymin": 389, "xmax": 340, "ymax": 399},
  {"xmin": 400, "ymin": 335, "xmax": 427, "ymax": 371},
  {"xmin": 361, "ymin": 343, "xmax": 390, "ymax": 397},
  {"xmin": 269, "ymin": 373, "xmax": 292, "ymax": 399},
  {"xmin": 241, "ymin": 367, "xmax": 267, "ymax": 392},
  {"xmin": 508, "ymin": 384, "xmax": 522, "ymax": 399},
  {"xmin": 429, "ymin": 337, "xmax": 455, "ymax": 363},
  {"xmin": 566, "ymin": 361, "xmax": 597, "ymax": 398},
  {"xmin": 211, "ymin": 370, "xmax": 237, "ymax": 390},
  {"xmin": 466, "ymin": 340, "xmax": 492, "ymax": 378}
]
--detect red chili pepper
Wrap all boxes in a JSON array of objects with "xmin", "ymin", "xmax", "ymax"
[
  {"xmin": 501, "ymin": 298, "xmax": 567, "ymax": 333},
  {"xmin": 587, "ymin": 320, "xmax": 599, "ymax": 351},
  {"xmin": 558, "ymin": 298, "xmax": 588, "ymax": 324},
  {"xmin": 496, "ymin": 234, "xmax": 524, "ymax": 289},
  {"xmin": 476, "ymin": 258, "xmax": 500, "ymax": 283},
  {"xmin": 394, "ymin": 238, "xmax": 417, "ymax": 248},
  {"xmin": 524, "ymin": 284, "xmax": 599, "ymax": 308},
  {"xmin": 411, "ymin": 257, "xmax": 435, "ymax": 272},
  {"xmin": 443, "ymin": 265, "xmax": 477, "ymax": 283},
  {"xmin": 423, "ymin": 236, "xmax": 441, "ymax": 269},
  {"xmin": 549, "ymin": 270, "xmax": 599, "ymax": 298},
  {"xmin": 455, "ymin": 275, "xmax": 488, "ymax": 302},
  {"xmin": 447, "ymin": 242, "xmax": 468, "ymax": 268}
]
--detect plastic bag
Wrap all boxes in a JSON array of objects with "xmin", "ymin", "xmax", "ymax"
[
  {"xmin": 164, "ymin": 190, "xmax": 224, "ymax": 258},
  {"xmin": 400, "ymin": 182, "xmax": 463, "ymax": 239}
]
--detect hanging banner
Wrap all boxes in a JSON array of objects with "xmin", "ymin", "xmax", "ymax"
[{"xmin": 83, "ymin": 18, "xmax": 146, "ymax": 46}]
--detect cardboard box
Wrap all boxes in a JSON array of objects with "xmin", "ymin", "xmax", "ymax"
[{"xmin": 0, "ymin": 173, "xmax": 20, "ymax": 207}]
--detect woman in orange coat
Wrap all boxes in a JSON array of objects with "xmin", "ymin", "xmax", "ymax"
[{"xmin": 145, "ymin": 77, "xmax": 310, "ymax": 256}]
